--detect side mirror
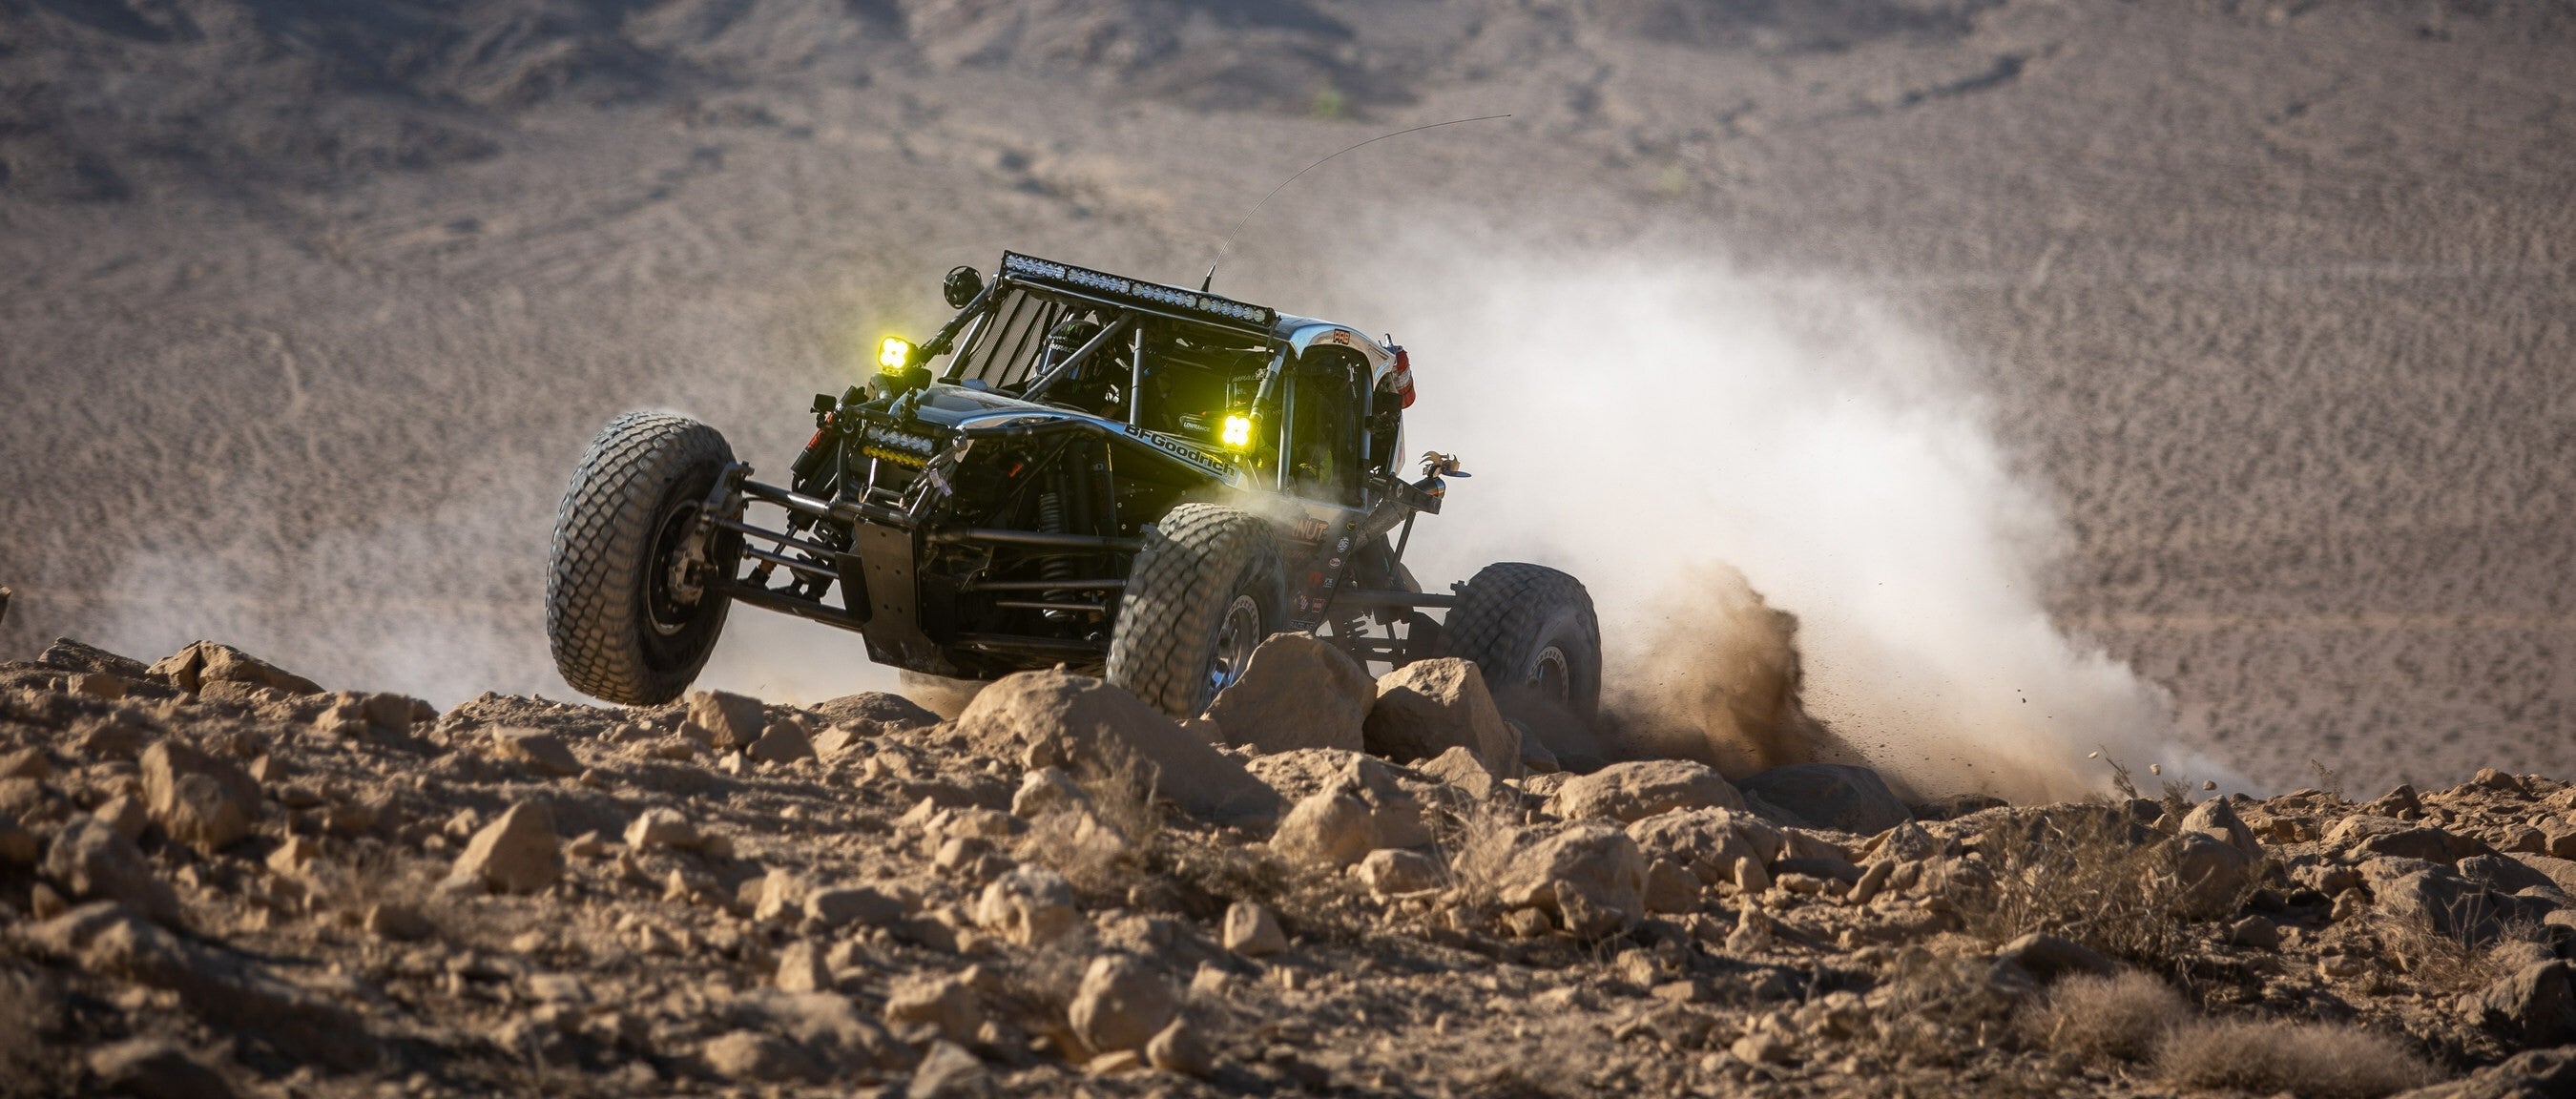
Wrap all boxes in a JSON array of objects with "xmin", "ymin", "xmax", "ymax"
[{"xmin": 942, "ymin": 265, "xmax": 985, "ymax": 309}]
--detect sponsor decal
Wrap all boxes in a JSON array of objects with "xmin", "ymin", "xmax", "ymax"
[{"xmin": 1119, "ymin": 423, "xmax": 1228, "ymax": 476}]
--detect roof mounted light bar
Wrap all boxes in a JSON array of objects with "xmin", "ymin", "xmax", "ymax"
[{"xmin": 1000, "ymin": 252, "xmax": 1277, "ymax": 330}]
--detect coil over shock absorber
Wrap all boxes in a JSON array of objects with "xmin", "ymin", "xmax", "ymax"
[{"xmin": 1036, "ymin": 481, "xmax": 1076, "ymax": 619}]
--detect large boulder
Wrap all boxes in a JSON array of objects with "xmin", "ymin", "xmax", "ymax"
[
  {"xmin": 2512, "ymin": 853, "xmax": 2576, "ymax": 896},
  {"xmin": 1550, "ymin": 759, "xmax": 1744, "ymax": 822},
  {"xmin": 1271, "ymin": 788, "xmax": 1376, "ymax": 868},
  {"xmin": 2462, "ymin": 854, "xmax": 2560, "ymax": 896},
  {"xmin": 1476, "ymin": 822, "xmax": 1645, "ymax": 937},
  {"xmin": 139, "ymin": 741, "xmax": 260, "ymax": 853},
  {"xmin": 687, "ymin": 690, "xmax": 768, "ymax": 750},
  {"xmin": 1416, "ymin": 746, "xmax": 1500, "ymax": 801},
  {"xmin": 1361, "ymin": 659, "xmax": 1523, "ymax": 778},
  {"xmin": 2471, "ymin": 962, "xmax": 2576, "ymax": 1047},
  {"xmin": 440, "ymin": 801, "xmax": 564, "ymax": 895},
  {"xmin": 1873, "ymin": 819, "xmax": 1949, "ymax": 863},
  {"xmin": 2168, "ymin": 831, "xmax": 2253, "ymax": 918},
  {"xmin": 1358, "ymin": 848, "xmax": 1444, "ymax": 895},
  {"xmin": 36, "ymin": 637, "xmax": 154, "ymax": 681},
  {"xmin": 1626, "ymin": 810, "xmax": 1766, "ymax": 887},
  {"xmin": 2358, "ymin": 827, "xmax": 2491, "ymax": 864},
  {"xmin": 956, "ymin": 671, "xmax": 1280, "ymax": 825},
  {"xmin": 1202, "ymin": 633, "xmax": 1374, "ymax": 754},
  {"xmin": 2331, "ymin": 815, "xmax": 2488, "ymax": 863},
  {"xmin": 1738, "ymin": 764, "xmax": 1910, "ymax": 836},
  {"xmin": 974, "ymin": 866, "xmax": 1080, "ymax": 946},
  {"xmin": 748, "ymin": 717, "xmax": 819, "ymax": 765},
  {"xmin": 42, "ymin": 819, "xmax": 182, "ymax": 925},
  {"xmin": 1068, "ymin": 956, "xmax": 1177, "ymax": 1054},
  {"xmin": 2179, "ymin": 798, "xmax": 2263, "ymax": 861},
  {"xmin": 146, "ymin": 641, "xmax": 322, "ymax": 696},
  {"xmin": 2365, "ymin": 861, "xmax": 2550, "ymax": 947}
]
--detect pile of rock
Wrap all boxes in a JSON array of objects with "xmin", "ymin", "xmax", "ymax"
[{"xmin": 3, "ymin": 635, "xmax": 2571, "ymax": 1096}]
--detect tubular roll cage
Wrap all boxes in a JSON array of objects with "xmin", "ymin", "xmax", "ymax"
[{"xmin": 688, "ymin": 252, "xmax": 1462, "ymax": 672}]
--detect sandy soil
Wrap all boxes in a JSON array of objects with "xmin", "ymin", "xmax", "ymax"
[{"xmin": 4, "ymin": 1, "xmax": 2573, "ymax": 796}]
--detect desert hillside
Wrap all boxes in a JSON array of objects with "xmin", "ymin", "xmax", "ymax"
[{"xmin": 3, "ymin": 3, "xmax": 2576, "ymax": 1093}]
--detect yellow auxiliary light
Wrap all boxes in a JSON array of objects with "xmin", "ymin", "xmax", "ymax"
[
  {"xmin": 877, "ymin": 336, "xmax": 915, "ymax": 374},
  {"xmin": 1218, "ymin": 413, "xmax": 1255, "ymax": 450}
]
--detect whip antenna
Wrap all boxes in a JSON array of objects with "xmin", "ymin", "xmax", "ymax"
[{"xmin": 1200, "ymin": 114, "xmax": 1510, "ymax": 292}]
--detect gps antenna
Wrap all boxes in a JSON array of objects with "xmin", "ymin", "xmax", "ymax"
[{"xmin": 1199, "ymin": 114, "xmax": 1511, "ymax": 293}]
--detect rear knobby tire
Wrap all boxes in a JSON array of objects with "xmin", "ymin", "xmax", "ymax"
[
  {"xmin": 547, "ymin": 411, "xmax": 740, "ymax": 705},
  {"xmin": 1442, "ymin": 562, "xmax": 1603, "ymax": 719},
  {"xmin": 1106, "ymin": 504, "xmax": 1285, "ymax": 719}
]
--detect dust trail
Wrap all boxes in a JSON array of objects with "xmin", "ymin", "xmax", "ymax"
[
  {"xmin": 81, "ymin": 443, "xmax": 901, "ymax": 710},
  {"xmin": 1330, "ymin": 234, "xmax": 2239, "ymax": 801}
]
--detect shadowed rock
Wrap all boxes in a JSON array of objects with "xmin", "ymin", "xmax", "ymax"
[
  {"xmin": 1739, "ymin": 764, "xmax": 1910, "ymax": 835},
  {"xmin": 1204, "ymin": 633, "xmax": 1374, "ymax": 754},
  {"xmin": 1551, "ymin": 759, "xmax": 1745, "ymax": 822},
  {"xmin": 1362, "ymin": 659, "xmax": 1524, "ymax": 778},
  {"xmin": 956, "ymin": 670, "xmax": 1280, "ymax": 825}
]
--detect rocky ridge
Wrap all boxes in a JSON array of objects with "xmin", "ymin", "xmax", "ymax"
[{"xmin": 3, "ymin": 635, "xmax": 2574, "ymax": 1096}]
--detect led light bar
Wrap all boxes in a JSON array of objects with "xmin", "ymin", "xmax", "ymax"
[{"xmin": 1001, "ymin": 252, "xmax": 1277, "ymax": 329}]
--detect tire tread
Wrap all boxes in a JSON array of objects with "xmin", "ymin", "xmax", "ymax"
[{"xmin": 546, "ymin": 411, "xmax": 734, "ymax": 705}]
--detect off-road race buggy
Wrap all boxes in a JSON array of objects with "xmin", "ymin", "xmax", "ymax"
[{"xmin": 545, "ymin": 252, "xmax": 1601, "ymax": 726}]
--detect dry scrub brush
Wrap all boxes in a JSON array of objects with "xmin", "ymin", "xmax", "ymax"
[
  {"xmin": 1864, "ymin": 949, "xmax": 2025, "ymax": 1071},
  {"xmin": 1016, "ymin": 756, "xmax": 1164, "ymax": 900},
  {"xmin": 2154, "ymin": 1016, "xmax": 2433, "ymax": 1099},
  {"xmin": 2016, "ymin": 971, "xmax": 2187, "ymax": 1063},
  {"xmin": 1429, "ymin": 787, "xmax": 1529, "ymax": 913},
  {"xmin": 2018, "ymin": 970, "xmax": 2435, "ymax": 1098},
  {"xmin": 2365, "ymin": 905, "xmax": 2542, "ymax": 996},
  {"xmin": 1954, "ymin": 806, "xmax": 2201, "ymax": 973}
]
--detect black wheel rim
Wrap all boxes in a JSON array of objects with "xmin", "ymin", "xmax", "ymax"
[
  {"xmin": 645, "ymin": 500, "xmax": 708, "ymax": 636},
  {"xmin": 1209, "ymin": 594, "xmax": 1262, "ymax": 698},
  {"xmin": 1531, "ymin": 644, "xmax": 1571, "ymax": 704}
]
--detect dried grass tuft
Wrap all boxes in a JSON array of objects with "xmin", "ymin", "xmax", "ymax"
[
  {"xmin": 2017, "ymin": 971, "xmax": 2188, "ymax": 1063},
  {"xmin": 2367, "ymin": 906, "xmax": 2543, "ymax": 995},
  {"xmin": 2154, "ymin": 1017, "xmax": 2433, "ymax": 1099},
  {"xmin": 1432, "ymin": 790, "xmax": 1529, "ymax": 912},
  {"xmin": 1862, "ymin": 950, "xmax": 2021, "ymax": 1070},
  {"xmin": 1953, "ymin": 805, "xmax": 2200, "ymax": 972},
  {"xmin": 1018, "ymin": 753, "xmax": 1163, "ymax": 899}
]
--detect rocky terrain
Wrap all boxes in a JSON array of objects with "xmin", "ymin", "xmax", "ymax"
[
  {"xmin": 6, "ymin": 634, "xmax": 2576, "ymax": 1097},
  {"xmin": 4, "ymin": 1, "xmax": 2574, "ymax": 796}
]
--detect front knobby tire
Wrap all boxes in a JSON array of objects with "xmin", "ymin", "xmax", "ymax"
[
  {"xmin": 1106, "ymin": 504, "xmax": 1286, "ymax": 719},
  {"xmin": 1443, "ymin": 562, "xmax": 1603, "ymax": 719},
  {"xmin": 547, "ymin": 411, "xmax": 740, "ymax": 705}
]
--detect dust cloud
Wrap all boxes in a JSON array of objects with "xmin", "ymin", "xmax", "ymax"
[
  {"xmin": 80, "ymin": 432, "xmax": 903, "ymax": 712},
  {"xmin": 1349, "ymin": 233, "xmax": 2242, "ymax": 801}
]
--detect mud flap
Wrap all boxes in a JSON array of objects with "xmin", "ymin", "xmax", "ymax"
[{"xmin": 852, "ymin": 524, "xmax": 951, "ymax": 673}]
